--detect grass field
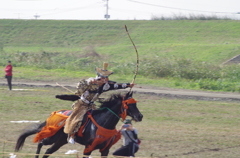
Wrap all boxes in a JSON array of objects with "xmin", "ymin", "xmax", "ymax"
[{"xmin": 1, "ymin": 86, "xmax": 240, "ymax": 158}]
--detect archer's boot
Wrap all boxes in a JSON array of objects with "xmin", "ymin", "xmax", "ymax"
[{"xmin": 67, "ymin": 134, "xmax": 75, "ymax": 144}]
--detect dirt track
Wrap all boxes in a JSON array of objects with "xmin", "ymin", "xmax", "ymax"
[{"xmin": 1, "ymin": 80, "xmax": 240, "ymax": 102}]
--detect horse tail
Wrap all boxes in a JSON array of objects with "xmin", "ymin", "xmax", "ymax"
[{"xmin": 15, "ymin": 121, "xmax": 46, "ymax": 152}]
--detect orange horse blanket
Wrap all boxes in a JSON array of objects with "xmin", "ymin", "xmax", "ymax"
[{"xmin": 33, "ymin": 110, "xmax": 68, "ymax": 143}]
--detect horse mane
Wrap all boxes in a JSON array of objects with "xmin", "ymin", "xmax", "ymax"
[{"xmin": 97, "ymin": 93, "xmax": 123, "ymax": 109}]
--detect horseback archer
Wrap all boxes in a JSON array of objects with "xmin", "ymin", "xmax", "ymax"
[
  {"xmin": 56, "ymin": 25, "xmax": 139, "ymax": 144},
  {"xmin": 56, "ymin": 62, "xmax": 135, "ymax": 144}
]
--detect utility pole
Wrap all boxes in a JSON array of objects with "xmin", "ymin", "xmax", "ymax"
[
  {"xmin": 104, "ymin": 0, "xmax": 110, "ymax": 20},
  {"xmin": 15, "ymin": 13, "xmax": 22, "ymax": 19},
  {"xmin": 34, "ymin": 13, "xmax": 40, "ymax": 19}
]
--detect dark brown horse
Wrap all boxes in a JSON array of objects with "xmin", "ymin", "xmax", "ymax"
[{"xmin": 15, "ymin": 92, "xmax": 143, "ymax": 158}]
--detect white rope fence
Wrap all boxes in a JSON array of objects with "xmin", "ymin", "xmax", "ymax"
[{"xmin": 1, "ymin": 139, "xmax": 153, "ymax": 158}]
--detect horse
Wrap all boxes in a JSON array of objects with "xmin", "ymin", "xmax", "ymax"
[{"xmin": 15, "ymin": 91, "xmax": 143, "ymax": 158}]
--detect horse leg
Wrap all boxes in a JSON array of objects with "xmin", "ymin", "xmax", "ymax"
[
  {"xmin": 35, "ymin": 142, "xmax": 43, "ymax": 158},
  {"xmin": 100, "ymin": 148, "xmax": 109, "ymax": 158},
  {"xmin": 83, "ymin": 152, "xmax": 93, "ymax": 158},
  {"xmin": 83, "ymin": 148, "xmax": 93, "ymax": 158},
  {"xmin": 42, "ymin": 138, "xmax": 67, "ymax": 158},
  {"xmin": 42, "ymin": 129, "xmax": 68, "ymax": 158},
  {"xmin": 35, "ymin": 137, "xmax": 55, "ymax": 158}
]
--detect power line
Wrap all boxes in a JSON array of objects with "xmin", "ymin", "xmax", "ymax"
[
  {"xmin": 18, "ymin": 2, "xmax": 101, "ymax": 19},
  {"xmin": 110, "ymin": 7, "xmax": 151, "ymax": 16},
  {"xmin": 128, "ymin": 0, "xmax": 239, "ymax": 14}
]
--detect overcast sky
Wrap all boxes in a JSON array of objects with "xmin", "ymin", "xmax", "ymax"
[{"xmin": 0, "ymin": 0, "xmax": 239, "ymax": 20}]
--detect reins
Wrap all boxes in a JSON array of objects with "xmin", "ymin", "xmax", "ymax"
[
  {"xmin": 98, "ymin": 97, "xmax": 137, "ymax": 122},
  {"xmin": 98, "ymin": 107, "xmax": 120, "ymax": 119}
]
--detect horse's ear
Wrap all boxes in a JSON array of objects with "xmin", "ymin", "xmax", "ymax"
[
  {"xmin": 125, "ymin": 91, "xmax": 133, "ymax": 100},
  {"xmin": 129, "ymin": 91, "xmax": 133, "ymax": 97},
  {"xmin": 124, "ymin": 93, "xmax": 128, "ymax": 100}
]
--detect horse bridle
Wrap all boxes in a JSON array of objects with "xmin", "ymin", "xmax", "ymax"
[
  {"xmin": 98, "ymin": 97, "xmax": 137, "ymax": 121},
  {"xmin": 120, "ymin": 98, "xmax": 137, "ymax": 121}
]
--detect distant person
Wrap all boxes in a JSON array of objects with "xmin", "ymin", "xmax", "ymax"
[
  {"xmin": 5, "ymin": 61, "xmax": 13, "ymax": 90},
  {"xmin": 112, "ymin": 119, "xmax": 139, "ymax": 157}
]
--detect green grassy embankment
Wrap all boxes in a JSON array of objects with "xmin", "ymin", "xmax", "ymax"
[{"xmin": 1, "ymin": 19, "xmax": 240, "ymax": 91}]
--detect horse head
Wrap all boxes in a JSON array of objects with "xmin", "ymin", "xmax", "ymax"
[{"xmin": 121, "ymin": 91, "xmax": 143, "ymax": 122}]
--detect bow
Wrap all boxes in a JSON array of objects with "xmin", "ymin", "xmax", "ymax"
[{"xmin": 125, "ymin": 25, "xmax": 139, "ymax": 92}]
